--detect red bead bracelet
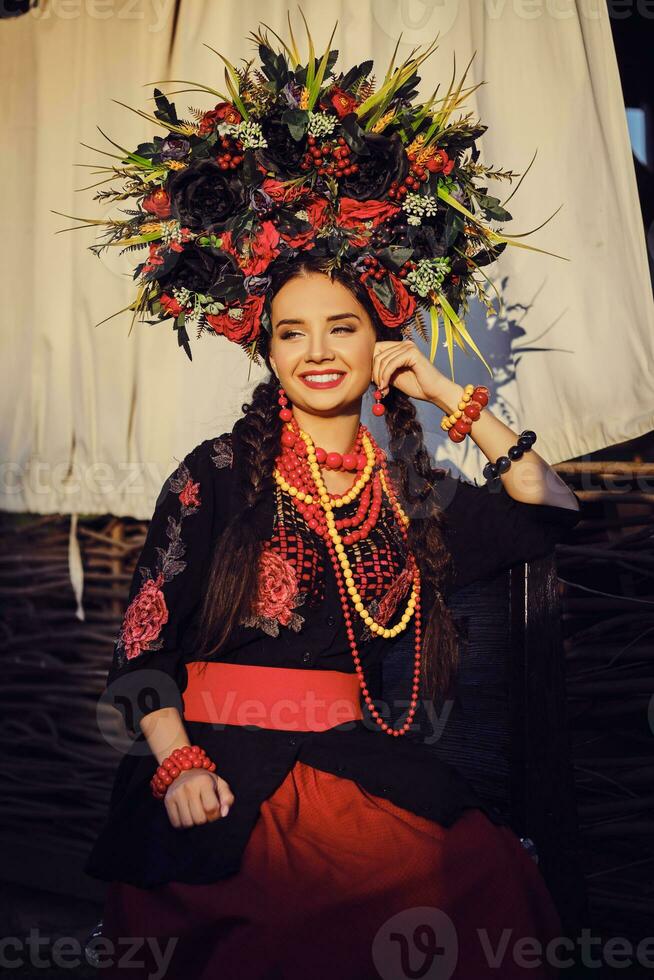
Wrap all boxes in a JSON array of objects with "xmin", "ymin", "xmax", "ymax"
[
  {"xmin": 150, "ymin": 744, "xmax": 217, "ymax": 800},
  {"xmin": 441, "ymin": 384, "xmax": 490, "ymax": 443}
]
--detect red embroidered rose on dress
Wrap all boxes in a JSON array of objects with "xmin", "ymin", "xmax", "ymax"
[
  {"xmin": 178, "ymin": 478, "xmax": 201, "ymax": 508},
  {"xmin": 121, "ymin": 573, "xmax": 170, "ymax": 660},
  {"xmin": 114, "ymin": 457, "xmax": 203, "ymax": 665},
  {"xmin": 239, "ymin": 545, "xmax": 306, "ymax": 637}
]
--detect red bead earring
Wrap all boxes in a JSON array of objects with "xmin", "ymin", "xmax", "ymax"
[
  {"xmin": 372, "ymin": 387, "xmax": 386, "ymax": 416},
  {"xmin": 278, "ymin": 386, "xmax": 293, "ymax": 422}
]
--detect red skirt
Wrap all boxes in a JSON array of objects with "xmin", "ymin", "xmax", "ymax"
[{"xmin": 100, "ymin": 759, "xmax": 562, "ymax": 979}]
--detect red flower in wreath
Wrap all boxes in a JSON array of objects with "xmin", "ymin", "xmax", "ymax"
[
  {"xmin": 198, "ymin": 101, "xmax": 242, "ymax": 136},
  {"xmin": 178, "ymin": 478, "xmax": 201, "ymax": 508},
  {"xmin": 426, "ymin": 148, "xmax": 455, "ymax": 176},
  {"xmin": 141, "ymin": 242, "xmax": 165, "ymax": 276},
  {"xmin": 323, "ymin": 86, "xmax": 360, "ymax": 119},
  {"xmin": 337, "ymin": 197, "xmax": 400, "ymax": 228},
  {"xmin": 361, "ymin": 269, "xmax": 417, "ymax": 329},
  {"xmin": 206, "ymin": 294, "xmax": 264, "ymax": 345},
  {"xmin": 159, "ymin": 292, "xmax": 187, "ymax": 317},
  {"xmin": 240, "ymin": 221, "xmax": 282, "ymax": 276},
  {"xmin": 335, "ymin": 197, "xmax": 401, "ymax": 246},
  {"xmin": 280, "ymin": 196, "xmax": 330, "ymax": 249},
  {"xmin": 142, "ymin": 189, "xmax": 172, "ymax": 218},
  {"xmin": 218, "ymin": 221, "xmax": 281, "ymax": 276},
  {"xmin": 261, "ymin": 177, "xmax": 305, "ymax": 205},
  {"xmin": 121, "ymin": 573, "xmax": 169, "ymax": 660},
  {"xmin": 253, "ymin": 548, "xmax": 299, "ymax": 626}
]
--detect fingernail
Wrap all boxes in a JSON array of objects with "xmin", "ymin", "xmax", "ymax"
[{"xmin": 221, "ymin": 804, "xmax": 229, "ymax": 817}]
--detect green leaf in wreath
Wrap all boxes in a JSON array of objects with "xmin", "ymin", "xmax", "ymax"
[
  {"xmin": 340, "ymin": 113, "xmax": 370, "ymax": 155},
  {"xmin": 282, "ymin": 108, "xmax": 310, "ymax": 142},
  {"xmin": 134, "ymin": 141, "xmax": 159, "ymax": 159},
  {"xmin": 443, "ymin": 209, "xmax": 465, "ymax": 250},
  {"xmin": 260, "ymin": 305, "xmax": 272, "ymax": 336},
  {"xmin": 477, "ymin": 194, "xmax": 513, "ymax": 222},
  {"xmin": 339, "ymin": 60, "xmax": 374, "ymax": 93},
  {"xmin": 153, "ymin": 88, "xmax": 179, "ymax": 126},
  {"xmin": 376, "ymin": 246, "xmax": 413, "ymax": 271},
  {"xmin": 242, "ymin": 147, "xmax": 260, "ymax": 184},
  {"xmin": 368, "ymin": 274, "xmax": 397, "ymax": 314},
  {"xmin": 259, "ymin": 44, "xmax": 289, "ymax": 91},
  {"xmin": 174, "ymin": 319, "xmax": 192, "ymax": 361}
]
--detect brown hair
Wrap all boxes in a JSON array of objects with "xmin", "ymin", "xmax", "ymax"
[{"xmin": 195, "ymin": 252, "xmax": 461, "ymax": 703}]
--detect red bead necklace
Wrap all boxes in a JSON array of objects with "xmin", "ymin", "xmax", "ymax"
[
  {"xmin": 280, "ymin": 419, "xmax": 366, "ymax": 472},
  {"xmin": 274, "ymin": 419, "xmax": 423, "ymax": 737},
  {"xmin": 278, "ymin": 416, "xmax": 386, "ymax": 542}
]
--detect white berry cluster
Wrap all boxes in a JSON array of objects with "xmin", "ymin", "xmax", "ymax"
[
  {"xmin": 220, "ymin": 119, "xmax": 268, "ymax": 149},
  {"xmin": 405, "ymin": 257, "xmax": 451, "ymax": 297},
  {"xmin": 172, "ymin": 286, "xmax": 191, "ymax": 307},
  {"xmin": 171, "ymin": 287, "xmax": 224, "ymax": 316},
  {"xmin": 401, "ymin": 192, "xmax": 439, "ymax": 226},
  {"xmin": 160, "ymin": 220, "xmax": 187, "ymax": 246},
  {"xmin": 306, "ymin": 110, "xmax": 338, "ymax": 138}
]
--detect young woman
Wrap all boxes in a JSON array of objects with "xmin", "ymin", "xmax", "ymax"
[{"xmin": 85, "ymin": 252, "xmax": 581, "ymax": 979}]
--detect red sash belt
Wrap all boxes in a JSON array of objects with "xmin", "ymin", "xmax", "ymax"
[{"xmin": 182, "ymin": 661, "xmax": 363, "ymax": 732}]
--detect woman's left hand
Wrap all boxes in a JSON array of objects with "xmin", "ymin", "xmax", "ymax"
[{"xmin": 372, "ymin": 339, "xmax": 447, "ymax": 403}]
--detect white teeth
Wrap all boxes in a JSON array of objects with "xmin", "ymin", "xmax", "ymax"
[{"xmin": 303, "ymin": 373, "xmax": 343, "ymax": 382}]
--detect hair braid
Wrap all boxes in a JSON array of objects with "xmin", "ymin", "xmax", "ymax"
[
  {"xmin": 384, "ymin": 387, "xmax": 462, "ymax": 702},
  {"xmin": 195, "ymin": 377, "xmax": 282, "ymax": 667}
]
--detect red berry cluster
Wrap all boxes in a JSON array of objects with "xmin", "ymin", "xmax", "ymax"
[
  {"xmin": 300, "ymin": 135, "xmax": 359, "ymax": 177},
  {"xmin": 397, "ymin": 259, "xmax": 418, "ymax": 281},
  {"xmin": 362, "ymin": 255, "xmax": 386, "ymax": 281},
  {"xmin": 388, "ymin": 151, "xmax": 430, "ymax": 200},
  {"xmin": 215, "ymin": 134, "xmax": 244, "ymax": 171},
  {"xmin": 363, "ymin": 254, "xmax": 417, "ymax": 283}
]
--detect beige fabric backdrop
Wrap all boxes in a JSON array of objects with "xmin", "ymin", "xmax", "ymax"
[{"xmin": 1, "ymin": 0, "xmax": 653, "ymax": 608}]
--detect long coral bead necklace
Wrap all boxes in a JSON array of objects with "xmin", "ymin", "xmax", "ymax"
[{"xmin": 272, "ymin": 419, "xmax": 422, "ymax": 737}]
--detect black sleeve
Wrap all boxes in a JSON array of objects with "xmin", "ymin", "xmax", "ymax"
[
  {"xmin": 104, "ymin": 439, "xmax": 217, "ymax": 735},
  {"xmin": 433, "ymin": 467, "xmax": 582, "ymax": 594}
]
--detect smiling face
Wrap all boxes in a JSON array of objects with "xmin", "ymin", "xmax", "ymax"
[{"xmin": 268, "ymin": 271, "xmax": 377, "ymax": 416}]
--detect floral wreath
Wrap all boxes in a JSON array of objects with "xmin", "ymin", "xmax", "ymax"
[{"xmin": 55, "ymin": 9, "xmax": 562, "ymax": 379}]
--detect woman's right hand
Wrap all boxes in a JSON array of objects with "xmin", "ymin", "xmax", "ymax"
[{"xmin": 164, "ymin": 769, "xmax": 235, "ymax": 829}]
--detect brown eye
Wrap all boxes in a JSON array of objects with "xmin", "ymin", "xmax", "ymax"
[{"xmin": 280, "ymin": 325, "xmax": 354, "ymax": 339}]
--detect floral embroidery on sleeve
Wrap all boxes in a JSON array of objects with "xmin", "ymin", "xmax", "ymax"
[
  {"xmin": 116, "ymin": 459, "xmax": 203, "ymax": 662},
  {"xmin": 211, "ymin": 432, "xmax": 233, "ymax": 469},
  {"xmin": 239, "ymin": 545, "xmax": 307, "ymax": 637}
]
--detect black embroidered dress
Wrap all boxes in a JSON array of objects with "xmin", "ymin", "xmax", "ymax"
[{"xmin": 84, "ymin": 420, "xmax": 582, "ymax": 890}]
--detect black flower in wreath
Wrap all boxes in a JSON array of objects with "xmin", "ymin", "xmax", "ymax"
[
  {"xmin": 157, "ymin": 246, "xmax": 239, "ymax": 297},
  {"xmin": 256, "ymin": 116, "xmax": 307, "ymax": 175},
  {"xmin": 168, "ymin": 160, "xmax": 246, "ymax": 233},
  {"xmin": 340, "ymin": 131, "xmax": 409, "ymax": 201},
  {"xmin": 405, "ymin": 222, "xmax": 449, "ymax": 260},
  {"xmin": 160, "ymin": 136, "xmax": 191, "ymax": 161}
]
